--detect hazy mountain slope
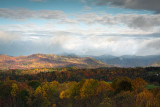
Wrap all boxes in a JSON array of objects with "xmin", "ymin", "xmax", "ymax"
[
  {"xmin": 92, "ymin": 55, "xmax": 160, "ymax": 67},
  {"xmin": 151, "ymin": 60, "xmax": 160, "ymax": 67},
  {"xmin": 0, "ymin": 54, "xmax": 109, "ymax": 70}
]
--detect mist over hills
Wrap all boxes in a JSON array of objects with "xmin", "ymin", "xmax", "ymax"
[{"xmin": 92, "ymin": 55, "xmax": 160, "ymax": 67}]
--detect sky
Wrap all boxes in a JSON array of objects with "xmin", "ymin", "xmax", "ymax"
[{"xmin": 0, "ymin": 0, "xmax": 160, "ymax": 56}]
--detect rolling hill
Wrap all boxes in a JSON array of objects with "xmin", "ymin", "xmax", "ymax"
[{"xmin": 0, "ymin": 54, "xmax": 109, "ymax": 70}]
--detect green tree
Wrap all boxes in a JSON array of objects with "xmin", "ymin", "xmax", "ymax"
[
  {"xmin": 112, "ymin": 77, "xmax": 133, "ymax": 93},
  {"xmin": 28, "ymin": 80, "xmax": 40, "ymax": 90}
]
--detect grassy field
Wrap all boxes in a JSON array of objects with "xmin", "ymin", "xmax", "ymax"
[
  {"xmin": 146, "ymin": 84, "xmax": 160, "ymax": 89},
  {"xmin": 106, "ymin": 81, "xmax": 112, "ymax": 84}
]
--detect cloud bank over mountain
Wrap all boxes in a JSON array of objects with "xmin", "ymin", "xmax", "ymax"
[
  {"xmin": 0, "ymin": 29, "xmax": 160, "ymax": 56},
  {"xmin": 0, "ymin": 0, "xmax": 160, "ymax": 56}
]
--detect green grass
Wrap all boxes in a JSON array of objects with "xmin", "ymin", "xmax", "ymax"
[
  {"xmin": 146, "ymin": 84, "xmax": 160, "ymax": 90},
  {"xmin": 106, "ymin": 81, "xmax": 112, "ymax": 84}
]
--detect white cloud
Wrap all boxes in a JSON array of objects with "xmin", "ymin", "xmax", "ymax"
[
  {"xmin": 0, "ymin": 31, "xmax": 21, "ymax": 43},
  {"xmin": 1, "ymin": 29, "xmax": 160, "ymax": 56},
  {"xmin": 45, "ymin": 34, "xmax": 160, "ymax": 56}
]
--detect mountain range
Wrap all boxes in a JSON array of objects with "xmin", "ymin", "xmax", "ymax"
[
  {"xmin": 0, "ymin": 54, "xmax": 160, "ymax": 70},
  {"xmin": 0, "ymin": 54, "xmax": 109, "ymax": 70},
  {"xmin": 92, "ymin": 55, "xmax": 160, "ymax": 67}
]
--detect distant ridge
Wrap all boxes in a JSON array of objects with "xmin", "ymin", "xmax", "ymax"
[
  {"xmin": 0, "ymin": 54, "xmax": 110, "ymax": 70},
  {"xmin": 92, "ymin": 55, "xmax": 160, "ymax": 67}
]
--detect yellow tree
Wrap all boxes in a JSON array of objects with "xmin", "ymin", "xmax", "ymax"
[
  {"xmin": 11, "ymin": 83, "xmax": 19, "ymax": 107},
  {"xmin": 96, "ymin": 81, "xmax": 112, "ymax": 95},
  {"xmin": 132, "ymin": 78, "xmax": 146, "ymax": 93},
  {"xmin": 11, "ymin": 83, "xmax": 18, "ymax": 97},
  {"xmin": 80, "ymin": 79, "xmax": 99, "ymax": 99},
  {"xmin": 136, "ymin": 90, "xmax": 158, "ymax": 107},
  {"xmin": 34, "ymin": 86, "xmax": 49, "ymax": 107}
]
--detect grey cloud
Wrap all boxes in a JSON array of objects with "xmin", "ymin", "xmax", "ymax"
[
  {"xmin": 77, "ymin": 13, "xmax": 160, "ymax": 30},
  {"xmin": 38, "ymin": 10, "xmax": 66, "ymax": 19},
  {"xmin": 0, "ymin": 8, "xmax": 76, "ymax": 24},
  {"xmin": 90, "ymin": 0, "xmax": 160, "ymax": 13},
  {"xmin": 145, "ymin": 38, "xmax": 160, "ymax": 50},
  {"xmin": 1, "ymin": 8, "xmax": 160, "ymax": 31},
  {"xmin": 0, "ymin": 8, "xmax": 34, "ymax": 20},
  {"xmin": 58, "ymin": 18, "xmax": 78, "ymax": 24},
  {"xmin": 0, "ymin": 8, "xmax": 66, "ymax": 20},
  {"xmin": 77, "ymin": 13, "xmax": 118, "ymax": 25},
  {"xmin": 120, "ymin": 14, "xmax": 160, "ymax": 30},
  {"xmin": 136, "ymin": 38, "xmax": 160, "ymax": 55}
]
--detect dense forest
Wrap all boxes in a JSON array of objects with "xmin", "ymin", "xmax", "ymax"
[{"xmin": 0, "ymin": 67, "xmax": 160, "ymax": 107}]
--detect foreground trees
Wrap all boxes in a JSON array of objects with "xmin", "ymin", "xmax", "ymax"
[
  {"xmin": 0, "ymin": 71, "xmax": 160, "ymax": 107},
  {"xmin": 59, "ymin": 77, "xmax": 160, "ymax": 107}
]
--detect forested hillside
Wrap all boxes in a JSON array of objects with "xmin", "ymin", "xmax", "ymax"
[{"xmin": 0, "ymin": 54, "xmax": 109, "ymax": 70}]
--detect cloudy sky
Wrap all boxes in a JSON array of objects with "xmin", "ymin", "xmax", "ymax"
[{"xmin": 0, "ymin": 0, "xmax": 160, "ymax": 56}]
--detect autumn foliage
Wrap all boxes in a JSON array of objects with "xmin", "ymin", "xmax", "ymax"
[{"xmin": 0, "ymin": 67, "xmax": 160, "ymax": 107}]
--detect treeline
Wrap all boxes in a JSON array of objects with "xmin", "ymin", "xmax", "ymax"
[
  {"xmin": 0, "ymin": 77, "xmax": 160, "ymax": 107},
  {"xmin": 0, "ymin": 67, "xmax": 160, "ymax": 84}
]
